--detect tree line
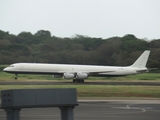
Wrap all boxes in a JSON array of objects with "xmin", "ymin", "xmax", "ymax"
[{"xmin": 0, "ymin": 30, "xmax": 160, "ymax": 69}]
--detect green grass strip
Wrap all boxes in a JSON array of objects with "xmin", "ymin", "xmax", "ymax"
[{"xmin": 0, "ymin": 85, "xmax": 160, "ymax": 98}]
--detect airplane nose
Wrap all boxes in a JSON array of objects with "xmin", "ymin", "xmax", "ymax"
[{"xmin": 3, "ymin": 67, "xmax": 8, "ymax": 72}]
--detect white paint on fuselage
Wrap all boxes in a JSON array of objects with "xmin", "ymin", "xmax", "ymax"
[{"xmin": 3, "ymin": 63, "xmax": 145, "ymax": 76}]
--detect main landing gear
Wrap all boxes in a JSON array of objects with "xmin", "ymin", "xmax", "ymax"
[{"xmin": 73, "ymin": 79, "xmax": 84, "ymax": 83}]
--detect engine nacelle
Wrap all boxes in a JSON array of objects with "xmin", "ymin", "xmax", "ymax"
[
  {"xmin": 76, "ymin": 72, "xmax": 88, "ymax": 79},
  {"xmin": 52, "ymin": 75, "xmax": 63, "ymax": 78},
  {"xmin": 63, "ymin": 73, "xmax": 75, "ymax": 79}
]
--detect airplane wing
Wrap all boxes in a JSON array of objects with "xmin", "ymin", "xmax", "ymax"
[
  {"xmin": 58, "ymin": 70, "xmax": 114, "ymax": 74},
  {"xmin": 88, "ymin": 71, "xmax": 115, "ymax": 75}
]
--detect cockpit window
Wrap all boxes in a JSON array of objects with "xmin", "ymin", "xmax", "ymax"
[{"xmin": 9, "ymin": 65, "xmax": 14, "ymax": 67}]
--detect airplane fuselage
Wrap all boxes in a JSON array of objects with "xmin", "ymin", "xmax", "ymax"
[{"xmin": 3, "ymin": 63, "xmax": 146, "ymax": 76}]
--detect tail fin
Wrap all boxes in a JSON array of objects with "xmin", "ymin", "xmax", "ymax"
[{"xmin": 131, "ymin": 50, "xmax": 150, "ymax": 68}]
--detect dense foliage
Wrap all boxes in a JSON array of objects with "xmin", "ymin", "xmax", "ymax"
[{"xmin": 0, "ymin": 30, "xmax": 160, "ymax": 69}]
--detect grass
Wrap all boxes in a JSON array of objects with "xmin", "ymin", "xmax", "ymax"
[{"xmin": 0, "ymin": 85, "xmax": 159, "ymax": 98}]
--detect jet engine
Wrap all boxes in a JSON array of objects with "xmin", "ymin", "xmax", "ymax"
[
  {"xmin": 63, "ymin": 73, "xmax": 75, "ymax": 79},
  {"xmin": 76, "ymin": 72, "xmax": 88, "ymax": 79}
]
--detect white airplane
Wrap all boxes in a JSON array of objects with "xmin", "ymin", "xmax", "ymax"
[{"xmin": 3, "ymin": 50, "xmax": 150, "ymax": 83}]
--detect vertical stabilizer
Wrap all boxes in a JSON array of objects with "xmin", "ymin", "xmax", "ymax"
[{"xmin": 131, "ymin": 50, "xmax": 150, "ymax": 68}]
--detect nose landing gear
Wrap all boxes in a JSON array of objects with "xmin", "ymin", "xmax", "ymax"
[{"xmin": 15, "ymin": 74, "xmax": 18, "ymax": 80}]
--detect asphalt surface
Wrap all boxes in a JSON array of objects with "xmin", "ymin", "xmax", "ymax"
[
  {"xmin": 0, "ymin": 100, "xmax": 160, "ymax": 120},
  {"xmin": 0, "ymin": 81, "xmax": 160, "ymax": 85},
  {"xmin": 0, "ymin": 81, "xmax": 160, "ymax": 119}
]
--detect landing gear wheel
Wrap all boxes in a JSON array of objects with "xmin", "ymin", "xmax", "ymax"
[
  {"xmin": 73, "ymin": 79, "xmax": 76, "ymax": 82},
  {"xmin": 73, "ymin": 79, "xmax": 84, "ymax": 83},
  {"xmin": 81, "ymin": 79, "xmax": 84, "ymax": 83},
  {"xmin": 79, "ymin": 79, "xmax": 84, "ymax": 83}
]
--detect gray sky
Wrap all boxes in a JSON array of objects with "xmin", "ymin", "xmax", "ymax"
[{"xmin": 0, "ymin": 0, "xmax": 160, "ymax": 40}]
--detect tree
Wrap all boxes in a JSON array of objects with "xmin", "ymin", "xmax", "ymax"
[
  {"xmin": 0, "ymin": 30, "xmax": 9, "ymax": 39},
  {"xmin": 34, "ymin": 30, "xmax": 51, "ymax": 38}
]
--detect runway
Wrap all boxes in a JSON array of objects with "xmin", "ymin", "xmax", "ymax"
[
  {"xmin": 0, "ymin": 81, "xmax": 160, "ymax": 85},
  {"xmin": 0, "ymin": 100, "xmax": 160, "ymax": 120}
]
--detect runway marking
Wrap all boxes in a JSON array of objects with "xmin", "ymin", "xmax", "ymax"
[{"xmin": 110, "ymin": 104, "xmax": 154, "ymax": 114}]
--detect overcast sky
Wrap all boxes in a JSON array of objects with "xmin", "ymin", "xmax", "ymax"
[{"xmin": 0, "ymin": 0, "xmax": 160, "ymax": 40}]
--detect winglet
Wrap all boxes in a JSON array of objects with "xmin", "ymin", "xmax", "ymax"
[{"xmin": 131, "ymin": 50, "xmax": 150, "ymax": 68}]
